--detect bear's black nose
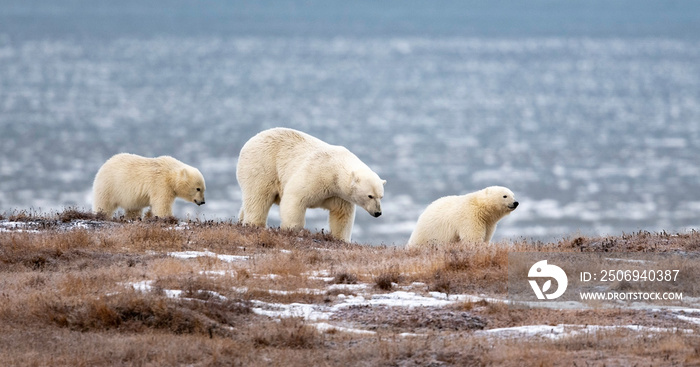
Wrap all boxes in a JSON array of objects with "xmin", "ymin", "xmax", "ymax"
[
  {"xmin": 198, "ymin": 200, "xmax": 205, "ymax": 206},
  {"xmin": 511, "ymin": 202, "xmax": 519, "ymax": 209},
  {"xmin": 374, "ymin": 211, "xmax": 382, "ymax": 217}
]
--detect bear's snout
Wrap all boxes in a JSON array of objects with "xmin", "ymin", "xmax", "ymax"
[
  {"xmin": 373, "ymin": 211, "xmax": 382, "ymax": 217},
  {"xmin": 196, "ymin": 199, "xmax": 205, "ymax": 206},
  {"xmin": 509, "ymin": 201, "xmax": 519, "ymax": 210}
]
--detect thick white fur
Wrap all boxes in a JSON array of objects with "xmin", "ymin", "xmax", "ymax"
[
  {"xmin": 236, "ymin": 127, "xmax": 386, "ymax": 242},
  {"xmin": 406, "ymin": 186, "xmax": 518, "ymax": 248},
  {"xmin": 92, "ymin": 153, "xmax": 206, "ymax": 219}
]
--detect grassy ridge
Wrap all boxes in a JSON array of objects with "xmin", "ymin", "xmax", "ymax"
[{"xmin": 1, "ymin": 209, "xmax": 699, "ymax": 366}]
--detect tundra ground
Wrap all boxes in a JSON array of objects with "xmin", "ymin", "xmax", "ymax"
[{"xmin": 1, "ymin": 209, "xmax": 699, "ymax": 366}]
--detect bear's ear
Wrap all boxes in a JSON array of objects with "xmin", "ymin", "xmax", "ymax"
[
  {"xmin": 382, "ymin": 179, "xmax": 387, "ymax": 186},
  {"xmin": 180, "ymin": 168, "xmax": 189, "ymax": 180}
]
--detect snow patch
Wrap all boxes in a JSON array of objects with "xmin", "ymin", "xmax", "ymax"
[
  {"xmin": 251, "ymin": 300, "xmax": 330, "ymax": 321},
  {"xmin": 268, "ymin": 288, "xmax": 326, "ymax": 295},
  {"xmin": 130, "ymin": 280, "xmax": 154, "ymax": 292},
  {"xmin": 481, "ymin": 324, "xmax": 693, "ymax": 340},
  {"xmin": 199, "ymin": 270, "xmax": 236, "ymax": 277},
  {"xmin": 327, "ymin": 283, "xmax": 369, "ymax": 291},
  {"xmin": 168, "ymin": 250, "xmax": 250, "ymax": 262},
  {"xmin": 674, "ymin": 313, "xmax": 700, "ymax": 325},
  {"xmin": 0, "ymin": 221, "xmax": 40, "ymax": 233},
  {"xmin": 129, "ymin": 280, "xmax": 182, "ymax": 299},
  {"xmin": 313, "ymin": 322, "xmax": 376, "ymax": 335}
]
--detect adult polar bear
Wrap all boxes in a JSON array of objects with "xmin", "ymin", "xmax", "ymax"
[
  {"xmin": 93, "ymin": 153, "xmax": 206, "ymax": 219},
  {"xmin": 407, "ymin": 186, "xmax": 518, "ymax": 248},
  {"xmin": 236, "ymin": 127, "xmax": 386, "ymax": 242}
]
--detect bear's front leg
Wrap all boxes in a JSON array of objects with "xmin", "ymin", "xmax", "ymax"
[
  {"xmin": 484, "ymin": 224, "xmax": 497, "ymax": 243},
  {"xmin": 94, "ymin": 202, "xmax": 117, "ymax": 218},
  {"xmin": 124, "ymin": 209, "xmax": 142, "ymax": 220},
  {"xmin": 150, "ymin": 198, "xmax": 175, "ymax": 218},
  {"xmin": 326, "ymin": 198, "xmax": 356, "ymax": 242},
  {"xmin": 279, "ymin": 194, "xmax": 307, "ymax": 231},
  {"xmin": 458, "ymin": 223, "xmax": 488, "ymax": 244}
]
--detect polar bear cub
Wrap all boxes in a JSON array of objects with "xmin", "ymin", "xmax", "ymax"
[
  {"xmin": 236, "ymin": 127, "xmax": 386, "ymax": 242},
  {"xmin": 93, "ymin": 153, "xmax": 206, "ymax": 219},
  {"xmin": 407, "ymin": 186, "xmax": 518, "ymax": 248}
]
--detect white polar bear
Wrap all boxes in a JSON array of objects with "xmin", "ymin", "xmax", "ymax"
[
  {"xmin": 236, "ymin": 127, "xmax": 386, "ymax": 242},
  {"xmin": 92, "ymin": 153, "xmax": 206, "ymax": 219},
  {"xmin": 407, "ymin": 186, "xmax": 518, "ymax": 248}
]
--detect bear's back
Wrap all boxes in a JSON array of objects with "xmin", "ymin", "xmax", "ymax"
[
  {"xmin": 239, "ymin": 128, "xmax": 343, "ymax": 172},
  {"xmin": 252, "ymin": 128, "xmax": 328, "ymax": 154}
]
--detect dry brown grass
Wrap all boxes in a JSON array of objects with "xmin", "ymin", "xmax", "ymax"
[
  {"xmin": 252, "ymin": 317, "xmax": 324, "ymax": 349},
  {"xmin": 374, "ymin": 267, "xmax": 403, "ymax": 290},
  {"xmin": 1, "ymin": 209, "xmax": 700, "ymax": 366},
  {"xmin": 332, "ymin": 271, "xmax": 358, "ymax": 284}
]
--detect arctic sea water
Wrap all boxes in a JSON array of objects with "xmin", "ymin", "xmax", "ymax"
[{"xmin": 1, "ymin": 1, "xmax": 699, "ymax": 244}]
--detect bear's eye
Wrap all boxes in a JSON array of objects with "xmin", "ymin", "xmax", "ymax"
[
  {"xmin": 368, "ymin": 195, "xmax": 374, "ymax": 199},
  {"xmin": 503, "ymin": 195, "xmax": 507, "ymax": 198},
  {"xmin": 196, "ymin": 188, "xmax": 201, "ymax": 192}
]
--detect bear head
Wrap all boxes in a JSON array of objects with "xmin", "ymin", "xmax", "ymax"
[
  {"xmin": 474, "ymin": 186, "xmax": 518, "ymax": 222},
  {"xmin": 350, "ymin": 169, "xmax": 386, "ymax": 218},
  {"xmin": 176, "ymin": 166, "xmax": 206, "ymax": 206}
]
